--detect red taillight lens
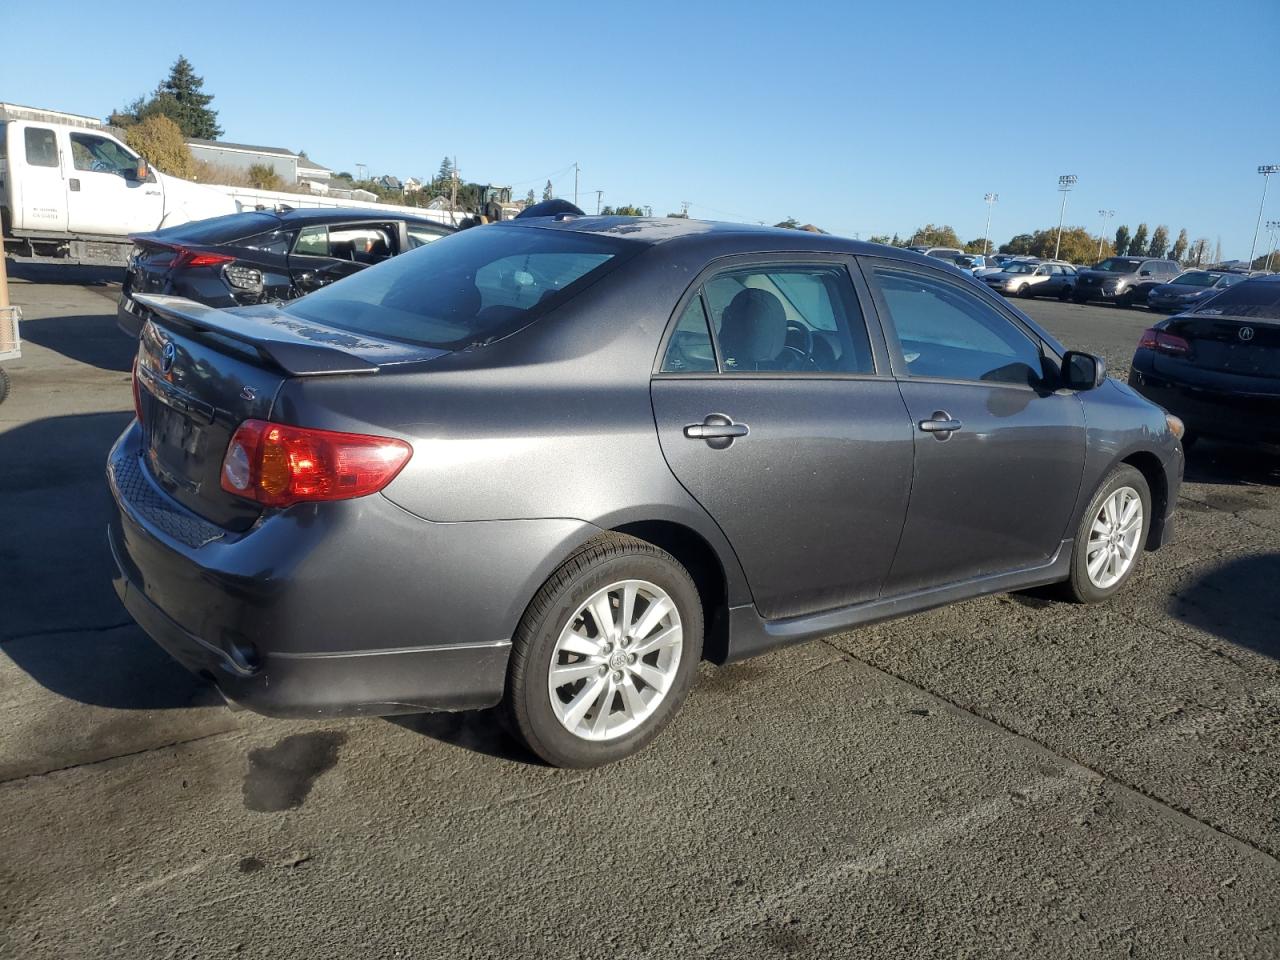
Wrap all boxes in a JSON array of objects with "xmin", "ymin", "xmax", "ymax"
[
  {"xmin": 220, "ymin": 419, "xmax": 412, "ymax": 507},
  {"xmin": 1138, "ymin": 327, "xmax": 1159, "ymax": 350},
  {"xmin": 1139, "ymin": 327, "xmax": 1191, "ymax": 356},
  {"xmin": 176, "ymin": 248, "xmax": 235, "ymax": 268}
]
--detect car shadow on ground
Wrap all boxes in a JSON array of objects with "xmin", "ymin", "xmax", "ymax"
[
  {"xmin": 18, "ymin": 312, "xmax": 136, "ymax": 373},
  {"xmin": 8, "ymin": 263, "xmax": 124, "ymax": 287},
  {"xmin": 386, "ymin": 710, "xmax": 544, "ymax": 765},
  {"xmin": 1169, "ymin": 552, "xmax": 1280, "ymax": 660},
  {"xmin": 0, "ymin": 410, "xmax": 219, "ymax": 710},
  {"xmin": 1184, "ymin": 440, "xmax": 1280, "ymax": 487}
]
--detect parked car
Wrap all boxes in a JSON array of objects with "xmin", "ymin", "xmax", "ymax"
[
  {"xmin": 953, "ymin": 254, "xmax": 987, "ymax": 274},
  {"xmin": 1073, "ymin": 256, "xmax": 1180, "ymax": 307},
  {"xmin": 1130, "ymin": 274, "xmax": 1280, "ymax": 447},
  {"xmin": 919, "ymin": 246, "xmax": 965, "ymax": 262},
  {"xmin": 983, "ymin": 261, "xmax": 1078, "ymax": 299},
  {"xmin": 116, "ymin": 208, "xmax": 454, "ymax": 336},
  {"xmin": 1145, "ymin": 271, "xmax": 1245, "ymax": 313},
  {"xmin": 108, "ymin": 217, "xmax": 1183, "ymax": 768},
  {"xmin": 974, "ymin": 254, "xmax": 1034, "ymax": 278}
]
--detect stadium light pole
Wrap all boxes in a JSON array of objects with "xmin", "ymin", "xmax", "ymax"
[
  {"xmin": 1266, "ymin": 219, "xmax": 1280, "ymax": 272},
  {"xmin": 1250, "ymin": 166, "xmax": 1279, "ymax": 270},
  {"xmin": 1096, "ymin": 209, "xmax": 1114, "ymax": 260},
  {"xmin": 1054, "ymin": 175, "xmax": 1078, "ymax": 261},
  {"xmin": 982, "ymin": 193, "xmax": 998, "ymax": 254}
]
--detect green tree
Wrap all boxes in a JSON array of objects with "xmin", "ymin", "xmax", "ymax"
[
  {"xmin": 247, "ymin": 163, "xmax": 283, "ymax": 190},
  {"xmin": 1113, "ymin": 224, "xmax": 1131, "ymax": 256},
  {"xmin": 1129, "ymin": 223, "xmax": 1149, "ymax": 258},
  {"xmin": 602, "ymin": 204, "xmax": 644, "ymax": 216},
  {"xmin": 908, "ymin": 224, "xmax": 961, "ymax": 248},
  {"xmin": 1000, "ymin": 234, "xmax": 1035, "ymax": 255},
  {"xmin": 963, "ymin": 238, "xmax": 989, "ymax": 254},
  {"xmin": 122, "ymin": 114, "xmax": 194, "ymax": 178},
  {"xmin": 335, "ymin": 171, "xmax": 353, "ymax": 181},
  {"xmin": 525, "ymin": 188, "xmax": 536, "ymax": 205},
  {"xmin": 774, "ymin": 217, "xmax": 801, "ymax": 229},
  {"xmin": 436, "ymin": 156, "xmax": 454, "ymax": 182},
  {"xmin": 1170, "ymin": 228, "xmax": 1189, "ymax": 263},
  {"xmin": 868, "ymin": 234, "xmax": 893, "ymax": 245},
  {"xmin": 543, "ymin": 180, "xmax": 554, "ymax": 201},
  {"xmin": 156, "ymin": 55, "xmax": 221, "ymax": 138},
  {"xmin": 1147, "ymin": 225, "xmax": 1169, "ymax": 258}
]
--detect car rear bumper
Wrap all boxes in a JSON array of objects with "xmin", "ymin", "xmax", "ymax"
[
  {"xmin": 1129, "ymin": 354, "xmax": 1280, "ymax": 444},
  {"xmin": 106, "ymin": 422, "xmax": 594, "ymax": 717},
  {"xmin": 117, "ymin": 294, "xmax": 148, "ymax": 338}
]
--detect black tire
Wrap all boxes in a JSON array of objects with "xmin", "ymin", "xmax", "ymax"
[
  {"xmin": 1061, "ymin": 465, "xmax": 1151, "ymax": 604},
  {"xmin": 1072, "ymin": 293, "xmax": 1088, "ymax": 305},
  {"xmin": 505, "ymin": 533, "xmax": 704, "ymax": 768},
  {"xmin": 0, "ymin": 367, "xmax": 9, "ymax": 405},
  {"xmin": 1019, "ymin": 283, "xmax": 1036, "ymax": 299},
  {"xmin": 1118, "ymin": 290, "xmax": 1136, "ymax": 308},
  {"xmin": 1058, "ymin": 284, "xmax": 1072, "ymax": 301}
]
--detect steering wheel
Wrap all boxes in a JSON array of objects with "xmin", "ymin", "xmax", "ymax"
[
  {"xmin": 784, "ymin": 320, "xmax": 813, "ymax": 356},
  {"xmin": 91, "ymin": 160, "xmax": 112, "ymax": 172}
]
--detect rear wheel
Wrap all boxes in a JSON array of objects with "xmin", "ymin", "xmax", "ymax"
[
  {"xmin": 1058, "ymin": 284, "xmax": 1072, "ymax": 301},
  {"xmin": 1062, "ymin": 465, "xmax": 1151, "ymax": 603},
  {"xmin": 505, "ymin": 534, "xmax": 703, "ymax": 768}
]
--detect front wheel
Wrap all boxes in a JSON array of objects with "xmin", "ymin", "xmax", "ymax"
[
  {"xmin": 1058, "ymin": 284, "xmax": 1072, "ymax": 301},
  {"xmin": 1019, "ymin": 283, "xmax": 1036, "ymax": 299},
  {"xmin": 1118, "ymin": 290, "xmax": 1136, "ymax": 308},
  {"xmin": 505, "ymin": 534, "xmax": 704, "ymax": 768},
  {"xmin": 1062, "ymin": 465, "xmax": 1151, "ymax": 603}
]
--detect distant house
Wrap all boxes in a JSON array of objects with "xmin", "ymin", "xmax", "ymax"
[
  {"xmin": 403, "ymin": 177, "xmax": 423, "ymax": 194},
  {"xmin": 187, "ymin": 138, "xmax": 302, "ymax": 183},
  {"xmin": 376, "ymin": 174, "xmax": 403, "ymax": 192},
  {"xmin": 296, "ymin": 153, "xmax": 333, "ymax": 184}
]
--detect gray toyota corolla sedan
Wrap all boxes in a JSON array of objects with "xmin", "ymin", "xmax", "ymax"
[{"xmin": 108, "ymin": 217, "xmax": 1184, "ymax": 767}]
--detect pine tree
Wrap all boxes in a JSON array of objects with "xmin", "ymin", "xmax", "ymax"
[
  {"xmin": 436, "ymin": 156, "xmax": 454, "ymax": 182},
  {"xmin": 1147, "ymin": 225, "xmax": 1169, "ymax": 258},
  {"xmin": 1130, "ymin": 223, "xmax": 1149, "ymax": 257},
  {"xmin": 1113, "ymin": 225, "xmax": 1131, "ymax": 256},
  {"xmin": 543, "ymin": 180, "xmax": 554, "ymax": 201},
  {"xmin": 525, "ymin": 188, "xmax": 535, "ymax": 205},
  {"xmin": 156, "ymin": 56, "xmax": 221, "ymax": 139},
  {"xmin": 1170, "ymin": 228, "xmax": 1189, "ymax": 263}
]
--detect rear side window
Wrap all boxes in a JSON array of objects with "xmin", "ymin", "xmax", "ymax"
[
  {"xmin": 285, "ymin": 225, "xmax": 639, "ymax": 350},
  {"xmin": 294, "ymin": 223, "xmax": 397, "ymax": 263},
  {"xmin": 1191, "ymin": 280, "xmax": 1280, "ymax": 320},
  {"xmin": 407, "ymin": 223, "xmax": 449, "ymax": 249},
  {"xmin": 872, "ymin": 265, "xmax": 1044, "ymax": 386},
  {"xmin": 24, "ymin": 127, "xmax": 58, "ymax": 167},
  {"xmin": 669, "ymin": 264, "xmax": 874, "ymax": 374}
]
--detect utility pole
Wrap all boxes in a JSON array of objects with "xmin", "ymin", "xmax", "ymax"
[
  {"xmin": 1096, "ymin": 209, "xmax": 1115, "ymax": 260},
  {"xmin": 573, "ymin": 163, "xmax": 579, "ymax": 208},
  {"xmin": 982, "ymin": 193, "xmax": 998, "ymax": 255},
  {"xmin": 644, "ymin": 205, "xmax": 653, "ymax": 217},
  {"xmin": 1249, "ymin": 165, "xmax": 1278, "ymax": 269},
  {"xmin": 450, "ymin": 156, "xmax": 459, "ymax": 225},
  {"xmin": 1054, "ymin": 175, "xmax": 1077, "ymax": 261},
  {"xmin": 595, "ymin": 190, "xmax": 603, "ymax": 215},
  {"xmin": 680, "ymin": 201, "xmax": 690, "ymax": 217},
  {"xmin": 1266, "ymin": 219, "xmax": 1280, "ymax": 272}
]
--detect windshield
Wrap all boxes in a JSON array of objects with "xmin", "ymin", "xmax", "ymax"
[
  {"xmin": 1170, "ymin": 272, "xmax": 1218, "ymax": 287},
  {"xmin": 1004, "ymin": 263, "xmax": 1037, "ymax": 274},
  {"xmin": 1191, "ymin": 279, "xmax": 1280, "ymax": 320},
  {"xmin": 285, "ymin": 225, "xmax": 640, "ymax": 349},
  {"xmin": 1092, "ymin": 258, "xmax": 1142, "ymax": 273}
]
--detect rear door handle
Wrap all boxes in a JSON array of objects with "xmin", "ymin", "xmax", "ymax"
[
  {"xmin": 684, "ymin": 414, "xmax": 749, "ymax": 448},
  {"xmin": 919, "ymin": 411, "xmax": 962, "ymax": 439}
]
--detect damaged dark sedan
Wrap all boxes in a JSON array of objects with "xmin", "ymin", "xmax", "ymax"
[{"xmin": 108, "ymin": 216, "xmax": 1184, "ymax": 767}]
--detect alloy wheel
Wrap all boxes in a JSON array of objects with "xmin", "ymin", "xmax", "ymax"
[
  {"xmin": 1085, "ymin": 486, "xmax": 1143, "ymax": 589},
  {"xmin": 547, "ymin": 579, "xmax": 683, "ymax": 741}
]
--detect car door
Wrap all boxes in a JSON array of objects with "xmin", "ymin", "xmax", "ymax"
[
  {"xmin": 650, "ymin": 256, "xmax": 915, "ymax": 620},
  {"xmin": 65, "ymin": 130, "xmax": 162, "ymax": 235},
  {"xmin": 288, "ymin": 221, "xmax": 399, "ymax": 294},
  {"xmin": 859, "ymin": 257, "xmax": 1087, "ymax": 595},
  {"xmin": 13, "ymin": 125, "xmax": 69, "ymax": 233}
]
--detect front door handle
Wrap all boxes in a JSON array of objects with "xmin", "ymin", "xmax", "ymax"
[
  {"xmin": 919, "ymin": 411, "xmax": 962, "ymax": 440},
  {"xmin": 69, "ymin": 178, "xmax": 80, "ymax": 191},
  {"xmin": 684, "ymin": 414, "xmax": 749, "ymax": 449}
]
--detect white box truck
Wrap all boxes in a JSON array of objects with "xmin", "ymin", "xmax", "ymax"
[{"xmin": 0, "ymin": 105, "xmax": 460, "ymax": 266}]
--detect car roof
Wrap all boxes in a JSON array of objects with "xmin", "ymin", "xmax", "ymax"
[{"xmin": 274, "ymin": 206, "xmax": 444, "ymax": 226}]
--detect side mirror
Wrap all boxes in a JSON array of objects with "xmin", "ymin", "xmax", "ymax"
[
  {"xmin": 124, "ymin": 159, "xmax": 148, "ymax": 182},
  {"xmin": 1061, "ymin": 350, "xmax": 1106, "ymax": 390}
]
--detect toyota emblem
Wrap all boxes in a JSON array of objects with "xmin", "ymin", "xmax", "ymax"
[
  {"xmin": 1238, "ymin": 326, "xmax": 1255, "ymax": 342},
  {"xmin": 160, "ymin": 340, "xmax": 176, "ymax": 373}
]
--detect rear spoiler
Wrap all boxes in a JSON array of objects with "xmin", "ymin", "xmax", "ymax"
[{"xmin": 133, "ymin": 294, "xmax": 390, "ymax": 376}]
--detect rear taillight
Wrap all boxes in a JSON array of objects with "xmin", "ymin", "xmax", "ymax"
[
  {"xmin": 220, "ymin": 419, "xmax": 412, "ymax": 507},
  {"xmin": 1138, "ymin": 327, "xmax": 1190, "ymax": 356},
  {"xmin": 174, "ymin": 248, "xmax": 235, "ymax": 269}
]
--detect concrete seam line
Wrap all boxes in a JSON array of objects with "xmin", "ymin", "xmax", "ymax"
[
  {"xmin": 824, "ymin": 640, "xmax": 1280, "ymax": 870},
  {"xmin": 0, "ymin": 727, "xmax": 241, "ymax": 787}
]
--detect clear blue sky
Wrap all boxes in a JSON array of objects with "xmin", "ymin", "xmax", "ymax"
[{"xmin": 3, "ymin": 0, "xmax": 1278, "ymax": 257}]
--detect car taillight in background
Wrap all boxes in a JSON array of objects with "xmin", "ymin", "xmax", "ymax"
[
  {"xmin": 220, "ymin": 419, "xmax": 413, "ymax": 508},
  {"xmin": 173, "ymin": 248, "xmax": 235, "ymax": 269},
  {"xmin": 1138, "ymin": 327, "xmax": 1191, "ymax": 356}
]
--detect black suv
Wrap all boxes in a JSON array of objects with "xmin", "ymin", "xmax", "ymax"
[{"xmin": 1073, "ymin": 256, "xmax": 1181, "ymax": 307}]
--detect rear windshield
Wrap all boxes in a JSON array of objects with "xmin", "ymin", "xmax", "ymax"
[
  {"xmin": 1170, "ymin": 272, "xmax": 1218, "ymax": 287},
  {"xmin": 151, "ymin": 211, "xmax": 282, "ymax": 244},
  {"xmin": 1191, "ymin": 279, "xmax": 1280, "ymax": 320},
  {"xmin": 284, "ymin": 224, "xmax": 640, "ymax": 349}
]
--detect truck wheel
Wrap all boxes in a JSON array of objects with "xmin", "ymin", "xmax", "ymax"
[
  {"xmin": 0, "ymin": 367, "xmax": 10, "ymax": 405},
  {"xmin": 505, "ymin": 534, "xmax": 703, "ymax": 768}
]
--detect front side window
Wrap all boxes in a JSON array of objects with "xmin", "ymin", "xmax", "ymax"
[
  {"xmin": 24, "ymin": 127, "xmax": 58, "ymax": 167},
  {"xmin": 871, "ymin": 265, "xmax": 1045, "ymax": 386},
  {"xmin": 696, "ymin": 264, "xmax": 873, "ymax": 374},
  {"xmin": 406, "ymin": 224, "xmax": 448, "ymax": 249},
  {"xmin": 69, "ymin": 133, "xmax": 137, "ymax": 174}
]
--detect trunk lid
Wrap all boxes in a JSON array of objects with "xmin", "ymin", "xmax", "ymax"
[
  {"xmin": 133, "ymin": 295, "xmax": 447, "ymax": 530},
  {"xmin": 1157, "ymin": 314, "xmax": 1280, "ymax": 380}
]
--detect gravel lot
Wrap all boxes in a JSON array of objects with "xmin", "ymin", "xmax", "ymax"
[{"xmin": 1, "ymin": 274, "xmax": 1277, "ymax": 959}]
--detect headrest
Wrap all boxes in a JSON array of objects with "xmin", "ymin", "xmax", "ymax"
[{"xmin": 719, "ymin": 288, "xmax": 786, "ymax": 365}]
